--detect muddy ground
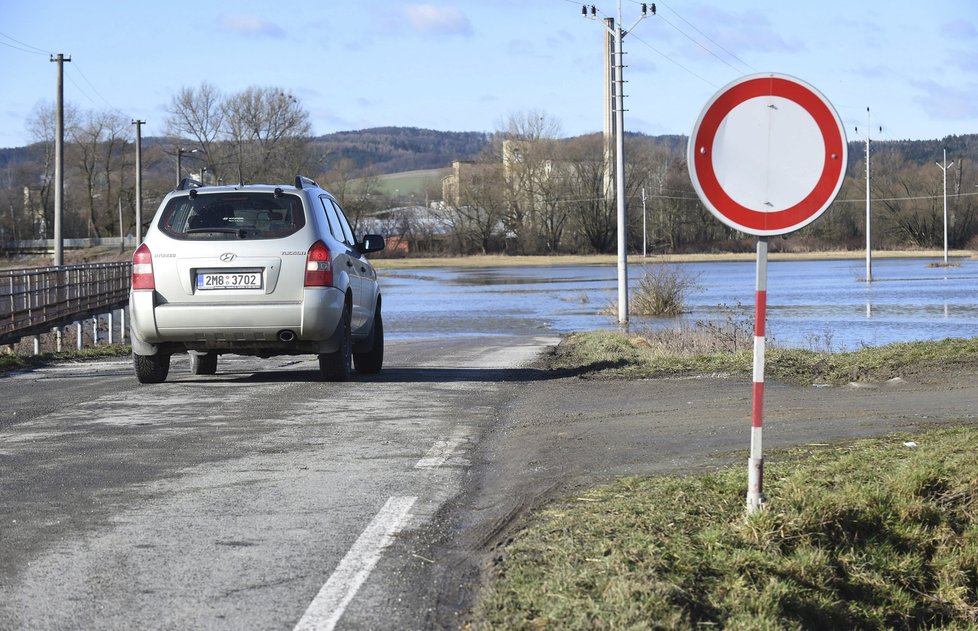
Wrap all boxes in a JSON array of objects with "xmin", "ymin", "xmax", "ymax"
[{"xmin": 427, "ymin": 355, "xmax": 978, "ymax": 627}]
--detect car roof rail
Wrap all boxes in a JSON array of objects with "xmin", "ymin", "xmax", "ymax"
[
  {"xmin": 177, "ymin": 177, "xmax": 203, "ymax": 191},
  {"xmin": 295, "ymin": 175, "xmax": 319, "ymax": 190}
]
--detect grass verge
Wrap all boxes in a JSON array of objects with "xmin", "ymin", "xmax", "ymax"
[
  {"xmin": 471, "ymin": 332, "xmax": 978, "ymax": 629},
  {"xmin": 0, "ymin": 345, "xmax": 131, "ymax": 374},
  {"xmin": 472, "ymin": 427, "xmax": 978, "ymax": 629},
  {"xmin": 551, "ymin": 330, "xmax": 978, "ymax": 385}
]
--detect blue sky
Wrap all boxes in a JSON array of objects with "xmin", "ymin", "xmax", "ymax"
[{"xmin": 1, "ymin": 1, "xmax": 976, "ymax": 150}]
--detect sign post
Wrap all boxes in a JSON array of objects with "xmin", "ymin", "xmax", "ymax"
[{"xmin": 687, "ymin": 73, "xmax": 847, "ymax": 512}]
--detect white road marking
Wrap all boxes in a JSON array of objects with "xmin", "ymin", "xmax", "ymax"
[
  {"xmin": 415, "ymin": 426, "xmax": 471, "ymax": 469},
  {"xmin": 293, "ymin": 496, "xmax": 417, "ymax": 631}
]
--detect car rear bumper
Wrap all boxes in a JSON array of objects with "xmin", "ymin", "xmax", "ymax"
[{"xmin": 130, "ymin": 287, "xmax": 345, "ymax": 349}]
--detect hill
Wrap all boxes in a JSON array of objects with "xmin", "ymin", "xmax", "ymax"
[
  {"xmin": 3, "ymin": 127, "xmax": 976, "ymax": 181},
  {"xmin": 314, "ymin": 127, "xmax": 489, "ymax": 175}
]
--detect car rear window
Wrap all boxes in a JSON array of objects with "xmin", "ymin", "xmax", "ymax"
[{"xmin": 158, "ymin": 192, "xmax": 305, "ymax": 240}]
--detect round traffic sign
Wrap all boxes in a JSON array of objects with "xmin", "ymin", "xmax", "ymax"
[{"xmin": 687, "ymin": 73, "xmax": 847, "ymax": 236}]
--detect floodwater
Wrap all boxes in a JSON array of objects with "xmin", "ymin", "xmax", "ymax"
[{"xmin": 380, "ymin": 257, "xmax": 978, "ymax": 350}]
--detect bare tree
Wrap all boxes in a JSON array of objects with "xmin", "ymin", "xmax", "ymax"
[
  {"xmin": 320, "ymin": 158, "xmax": 382, "ymax": 233},
  {"xmin": 492, "ymin": 110, "xmax": 565, "ymax": 253},
  {"xmin": 450, "ymin": 161, "xmax": 507, "ymax": 254},
  {"xmin": 69, "ymin": 110, "xmax": 131, "ymax": 237},
  {"xmin": 25, "ymin": 101, "xmax": 79, "ymax": 238},
  {"xmin": 165, "ymin": 83, "xmax": 226, "ymax": 181},
  {"xmin": 563, "ymin": 134, "xmax": 615, "ymax": 253},
  {"xmin": 222, "ymin": 87, "xmax": 312, "ymax": 184},
  {"xmin": 497, "ymin": 109, "xmax": 563, "ymax": 143}
]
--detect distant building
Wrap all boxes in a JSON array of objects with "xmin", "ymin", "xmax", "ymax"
[
  {"xmin": 359, "ymin": 205, "xmax": 454, "ymax": 254},
  {"xmin": 441, "ymin": 160, "xmax": 475, "ymax": 207}
]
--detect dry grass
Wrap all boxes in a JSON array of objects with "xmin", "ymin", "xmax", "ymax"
[
  {"xmin": 472, "ymin": 426, "xmax": 978, "ymax": 629},
  {"xmin": 370, "ymin": 249, "xmax": 976, "ymax": 270},
  {"xmin": 553, "ymin": 329, "xmax": 978, "ymax": 385}
]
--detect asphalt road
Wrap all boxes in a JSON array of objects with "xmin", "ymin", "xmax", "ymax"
[
  {"xmin": 8, "ymin": 331, "xmax": 976, "ymax": 631},
  {"xmin": 0, "ymin": 335, "xmax": 557, "ymax": 630}
]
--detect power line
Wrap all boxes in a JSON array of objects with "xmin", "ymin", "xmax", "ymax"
[
  {"xmin": 0, "ymin": 31, "xmax": 50, "ymax": 55},
  {"xmin": 835, "ymin": 191, "xmax": 978, "ymax": 203},
  {"xmin": 0, "ymin": 37, "xmax": 47, "ymax": 56},
  {"xmin": 64, "ymin": 71, "xmax": 100, "ymax": 110},
  {"xmin": 70, "ymin": 62, "xmax": 129, "ymax": 117},
  {"xmin": 655, "ymin": 13, "xmax": 753, "ymax": 76},
  {"xmin": 0, "ymin": 30, "xmax": 129, "ymax": 118},
  {"xmin": 652, "ymin": 1, "xmax": 755, "ymax": 73},
  {"xmin": 629, "ymin": 31, "xmax": 719, "ymax": 89}
]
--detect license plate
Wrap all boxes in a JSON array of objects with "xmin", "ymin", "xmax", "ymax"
[{"xmin": 196, "ymin": 271, "xmax": 263, "ymax": 290}]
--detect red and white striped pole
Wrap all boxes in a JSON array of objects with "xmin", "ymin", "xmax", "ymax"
[{"xmin": 747, "ymin": 237, "xmax": 768, "ymax": 513}]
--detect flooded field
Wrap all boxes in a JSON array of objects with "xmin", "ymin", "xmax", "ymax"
[{"xmin": 380, "ymin": 257, "xmax": 978, "ymax": 350}]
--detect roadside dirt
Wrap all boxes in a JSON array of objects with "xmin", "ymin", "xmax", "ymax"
[{"xmin": 426, "ymin": 354, "xmax": 978, "ymax": 628}]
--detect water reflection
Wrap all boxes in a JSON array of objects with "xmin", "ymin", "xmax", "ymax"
[{"xmin": 381, "ymin": 258, "xmax": 978, "ymax": 350}]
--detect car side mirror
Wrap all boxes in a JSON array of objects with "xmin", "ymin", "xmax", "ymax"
[{"xmin": 360, "ymin": 234, "xmax": 386, "ymax": 254}]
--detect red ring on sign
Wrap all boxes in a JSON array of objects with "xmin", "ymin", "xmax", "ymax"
[{"xmin": 692, "ymin": 76, "xmax": 845, "ymax": 234}]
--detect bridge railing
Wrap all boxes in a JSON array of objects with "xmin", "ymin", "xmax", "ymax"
[{"xmin": 1, "ymin": 263, "xmax": 131, "ymax": 346}]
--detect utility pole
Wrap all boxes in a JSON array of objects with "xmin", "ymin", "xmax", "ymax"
[
  {"xmin": 641, "ymin": 186, "xmax": 647, "ymax": 257},
  {"xmin": 132, "ymin": 120, "xmax": 145, "ymax": 244},
  {"xmin": 118, "ymin": 197, "xmax": 125, "ymax": 254},
  {"xmin": 177, "ymin": 147, "xmax": 198, "ymax": 187},
  {"xmin": 50, "ymin": 53, "xmax": 70, "ymax": 267},
  {"xmin": 602, "ymin": 17, "xmax": 615, "ymax": 205},
  {"xmin": 936, "ymin": 147, "xmax": 954, "ymax": 265},
  {"xmin": 584, "ymin": 2, "xmax": 652, "ymax": 325},
  {"xmin": 856, "ymin": 108, "xmax": 877, "ymax": 283}
]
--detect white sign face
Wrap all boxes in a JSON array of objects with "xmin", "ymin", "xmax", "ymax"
[{"xmin": 688, "ymin": 73, "xmax": 848, "ymax": 236}]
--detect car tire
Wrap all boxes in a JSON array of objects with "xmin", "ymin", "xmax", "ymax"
[
  {"xmin": 190, "ymin": 352, "xmax": 217, "ymax": 375},
  {"xmin": 134, "ymin": 353, "xmax": 170, "ymax": 384},
  {"xmin": 319, "ymin": 304, "xmax": 352, "ymax": 382},
  {"xmin": 354, "ymin": 307, "xmax": 383, "ymax": 375}
]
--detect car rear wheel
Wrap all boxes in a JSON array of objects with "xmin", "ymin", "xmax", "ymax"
[
  {"xmin": 190, "ymin": 351, "xmax": 218, "ymax": 375},
  {"xmin": 319, "ymin": 304, "xmax": 352, "ymax": 382},
  {"xmin": 354, "ymin": 307, "xmax": 383, "ymax": 374},
  {"xmin": 134, "ymin": 353, "xmax": 170, "ymax": 384}
]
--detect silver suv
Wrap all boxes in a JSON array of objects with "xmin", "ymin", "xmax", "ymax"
[{"xmin": 129, "ymin": 176, "xmax": 385, "ymax": 383}]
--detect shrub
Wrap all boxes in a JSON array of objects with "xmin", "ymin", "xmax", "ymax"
[{"xmin": 631, "ymin": 262, "xmax": 700, "ymax": 317}]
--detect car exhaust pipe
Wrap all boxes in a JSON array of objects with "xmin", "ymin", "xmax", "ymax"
[{"xmin": 278, "ymin": 330, "xmax": 296, "ymax": 342}]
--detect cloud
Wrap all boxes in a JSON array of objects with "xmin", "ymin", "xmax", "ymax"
[
  {"xmin": 947, "ymin": 49, "xmax": 978, "ymax": 74},
  {"xmin": 508, "ymin": 39, "xmax": 533, "ymax": 56},
  {"xmin": 912, "ymin": 80, "xmax": 978, "ymax": 122},
  {"xmin": 403, "ymin": 4, "xmax": 473, "ymax": 37},
  {"xmin": 941, "ymin": 19, "xmax": 978, "ymax": 39},
  {"xmin": 851, "ymin": 65, "xmax": 898, "ymax": 80},
  {"xmin": 218, "ymin": 14, "xmax": 286, "ymax": 38},
  {"xmin": 683, "ymin": 7, "xmax": 805, "ymax": 56}
]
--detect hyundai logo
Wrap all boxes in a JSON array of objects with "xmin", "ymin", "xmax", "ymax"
[{"xmin": 219, "ymin": 253, "xmax": 237, "ymax": 262}]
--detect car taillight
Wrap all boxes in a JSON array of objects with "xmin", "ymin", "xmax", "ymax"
[
  {"xmin": 305, "ymin": 240, "xmax": 333, "ymax": 287},
  {"xmin": 132, "ymin": 243, "xmax": 155, "ymax": 290}
]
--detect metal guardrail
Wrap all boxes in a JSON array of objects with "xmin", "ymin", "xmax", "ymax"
[
  {"xmin": 1, "ymin": 263, "xmax": 131, "ymax": 346},
  {"xmin": 0, "ymin": 237, "xmax": 139, "ymax": 254}
]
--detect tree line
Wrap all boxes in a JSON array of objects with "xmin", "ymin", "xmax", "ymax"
[
  {"xmin": 398, "ymin": 113, "xmax": 978, "ymax": 256},
  {"xmin": 0, "ymin": 87, "xmax": 975, "ymax": 257}
]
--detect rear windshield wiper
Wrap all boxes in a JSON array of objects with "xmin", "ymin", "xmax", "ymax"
[{"xmin": 184, "ymin": 227, "xmax": 248, "ymax": 238}]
